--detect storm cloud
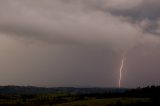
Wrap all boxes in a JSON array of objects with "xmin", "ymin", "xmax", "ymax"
[{"xmin": 0, "ymin": 0, "xmax": 160, "ymax": 88}]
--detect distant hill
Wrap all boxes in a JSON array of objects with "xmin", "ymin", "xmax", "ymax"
[{"xmin": 0, "ymin": 86, "xmax": 128, "ymax": 94}]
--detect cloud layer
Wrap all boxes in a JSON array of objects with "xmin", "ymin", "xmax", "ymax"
[
  {"xmin": 0, "ymin": 0, "xmax": 160, "ymax": 49},
  {"xmin": 0, "ymin": 0, "xmax": 160, "ymax": 87}
]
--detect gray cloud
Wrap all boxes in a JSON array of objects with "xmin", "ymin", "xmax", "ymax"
[
  {"xmin": 0, "ymin": 0, "xmax": 160, "ymax": 88},
  {"xmin": 108, "ymin": 0, "xmax": 160, "ymax": 35},
  {"xmin": 0, "ymin": 0, "xmax": 153, "ymax": 49},
  {"xmin": 109, "ymin": 0, "xmax": 160, "ymax": 20}
]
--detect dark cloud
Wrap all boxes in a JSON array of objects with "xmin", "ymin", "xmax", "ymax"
[
  {"xmin": 108, "ymin": 0, "xmax": 160, "ymax": 35},
  {"xmin": 0, "ymin": 0, "xmax": 158, "ymax": 48},
  {"xmin": 0, "ymin": 0, "xmax": 159, "ymax": 88},
  {"xmin": 0, "ymin": 0, "xmax": 145, "ymax": 49},
  {"xmin": 110, "ymin": 1, "xmax": 160, "ymax": 20}
]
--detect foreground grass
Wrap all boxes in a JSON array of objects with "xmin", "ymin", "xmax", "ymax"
[{"xmin": 55, "ymin": 98, "xmax": 151, "ymax": 106}]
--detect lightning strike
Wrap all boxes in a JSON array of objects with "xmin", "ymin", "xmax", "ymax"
[{"xmin": 118, "ymin": 54, "xmax": 125, "ymax": 88}]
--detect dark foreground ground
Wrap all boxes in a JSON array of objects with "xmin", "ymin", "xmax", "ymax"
[{"xmin": 0, "ymin": 85, "xmax": 159, "ymax": 106}]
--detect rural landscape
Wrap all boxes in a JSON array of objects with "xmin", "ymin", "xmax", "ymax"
[
  {"xmin": 0, "ymin": 85, "xmax": 159, "ymax": 106},
  {"xmin": 0, "ymin": 0, "xmax": 160, "ymax": 106}
]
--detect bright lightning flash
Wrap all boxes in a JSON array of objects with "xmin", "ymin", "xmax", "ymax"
[{"xmin": 118, "ymin": 55, "xmax": 125, "ymax": 88}]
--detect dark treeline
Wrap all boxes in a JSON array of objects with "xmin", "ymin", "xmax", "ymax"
[
  {"xmin": 124, "ymin": 85, "xmax": 160, "ymax": 105},
  {"xmin": 75, "ymin": 86, "xmax": 160, "ymax": 98},
  {"xmin": 75, "ymin": 85, "xmax": 160, "ymax": 105},
  {"xmin": 125, "ymin": 86, "xmax": 160, "ymax": 97},
  {"xmin": 0, "ymin": 85, "xmax": 127, "ymax": 94}
]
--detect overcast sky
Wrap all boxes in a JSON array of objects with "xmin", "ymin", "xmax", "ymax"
[{"xmin": 0, "ymin": 0, "xmax": 160, "ymax": 88}]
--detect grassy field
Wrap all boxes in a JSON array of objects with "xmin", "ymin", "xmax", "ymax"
[
  {"xmin": 55, "ymin": 98, "xmax": 151, "ymax": 106},
  {"xmin": 0, "ymin": 94, "xmax": 152, "ymax": 106}
]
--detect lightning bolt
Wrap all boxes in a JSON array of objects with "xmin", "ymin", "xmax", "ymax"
[{"xmin": 118, "ymin": 54, "xmax": 125, "ymax": 88}]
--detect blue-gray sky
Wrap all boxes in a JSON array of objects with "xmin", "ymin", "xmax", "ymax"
[{"xmin": 0, "ymin": 0, "xmax": 160, "ymax": 88}]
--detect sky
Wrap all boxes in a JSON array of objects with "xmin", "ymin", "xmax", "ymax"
[{"xmin": 0, "ymin": 0, "xmax": 160, "ymax": 88}]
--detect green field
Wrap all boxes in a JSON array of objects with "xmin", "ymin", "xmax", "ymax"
[
  {"xmin": 0, "ymin": 93, "xmax": 152, "ymax": 106},
  {"xmin": 55, "ymin": 98, "xmax": 151, "ymax": 106},
  {"xmin": 0, "ymin": 86, "xmax": 159, "ymax": 106}
]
